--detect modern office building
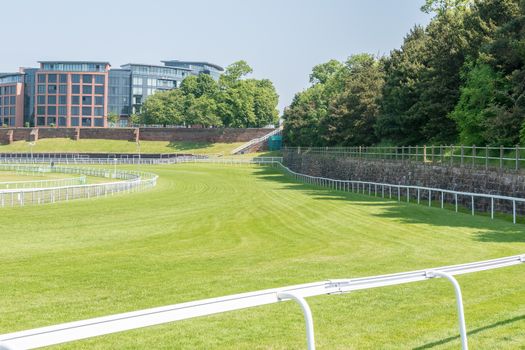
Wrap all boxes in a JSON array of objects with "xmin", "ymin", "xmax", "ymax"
[
  {"xmin": 1, "ymin": 59, "xmax": 223, "ymax": 127},
  {"xmin": 162, "ymin": 60, "xmax": 224, "ymax": 81},
  {"xmin": 120, "ymin": 63, "xmax": 191, "ymax": 115},
  {"xmin": 108, "ymin": 69, "xmax": 131, "ymax": 118},
  {"xmin": 33, "ymin": 61, "xmax": 110, "ymax": 127},
  {"xmin": 0, "ymin": 73, "xmax": 25, "ymax": 127}
]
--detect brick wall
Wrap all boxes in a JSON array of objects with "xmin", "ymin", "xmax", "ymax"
[
  {"xmin": 0, "ymin": 127, "xmax": 272, "ymax": 144},
  {"xmin": 139, "ymin": 128, "xmax": 270, "ymax": 142}
]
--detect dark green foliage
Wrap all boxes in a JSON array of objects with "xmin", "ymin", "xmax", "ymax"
[
  {"xmin": 376, "ymin": 26, "xmax": 428, "ymax": 145},
  {"xmin": 283, "ymin": 54, "xmax": 384, "ymax": 146},
  {"xmin": 284, "ymin": 0, "xmax": 525, "ymax": 147}
]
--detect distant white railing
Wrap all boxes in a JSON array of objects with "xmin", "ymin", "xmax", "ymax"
[
  {"xmin": 173, "ymin": 156, "xmax": 525, "ymax": 224},
  {"xmin": 0, "ymin": 176, "xmax": 86, "ymax": 190},
  {"xmin": 272, "ymin": 161, "xmax": 525, "ymax": 224},
  {"xmin": 1, "ymin": 156, "xmax": 523, "ymax": 223},
  {"xmin": 1, "ymin": 254, "xmax": 523, "ymax": 349},
  {"xmin": 0, "ymin": 165, "xmax": 158, "ymax": 208},
  {"xmin": 230, "ymin": 126, "xmax": 283, "ymax": 155}
]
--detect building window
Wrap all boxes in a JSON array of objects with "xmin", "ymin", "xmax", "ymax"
[
  {"xmin": 82, "ymin": 117, "xmax": 92, "ymax": 127},
  {"xmin": 95, "ymin": 75, "xmax": 105, "ymax": 84},
  {"xmin": 58, "ymin": 106, "xmax": 67, "ymax": 116},
  {"xmin": 37, "ymin": 106, "xmax": 45, "ymax": 115},
  {"xmin": 37, "ymin": 85, "xmax": 46, "ymax": 94},
  {"xmin": 37, "ymin": 117, "xmax": 46, "ymax": 125},
  {"xmin": 47, "ymin": 106, "xmax": 57, "ymax": 115},
  {"xmin": 71, "ymin": 106, "xmax": 80, "ymax": 116},
  {"xmin": 83, "ymin": 75, "xmax": 92, "ymax": 84},
  {"xmin": 72, "ymin": 85, "xmax": 80, "ymax": 94},
  {"xmin": 48, "ymin": 74, "xmax": 57, "ymax": 83},
  {"xmin": 58, "ymin": 117, "xmax": 67, "ymax": 126},
  {"xmin": 94, "ymin": 118, "xmax": 104, "ymax": 127},
  {"xmin": 72, "ymin": 96, "xmax": 80, "ymax": 105},
  {"xmin": 37, "ymin": 95, "xmax": 45, "ymax": 104},
  {"xmin": 60, "ymin": 74, "xmax": 68, "ymax": 83},
  {"xmin": 48, "ymin": 85, "xmax": 57, "ymax": 94},
  {"xmin": 94, "ymin": 107, "xmax": 104, "ymax": 116},
  {"xmin": 59, "ymin": 95, "xmax": 67, "ymax": 105},
  {"xmin": 38, "ymin": 75, "xmax": 46, "ymax": 83},
  {"xmin": 95, "ymin": 85, "xmax": 104, "ymax": 94},
  {"xmin": 71, "ymin": 117, "xmax": 79, "ymax": 126},
  {"xmin": 82, "ymin": 96, "xmax": 92, "ymax": 105},
  {"xmin": 47, "ymin": 95, "xmax": 57, "ymax": 105},
  {"xmin": 82, "ymin": 107, "xmax": 92, "ymax": 116},
  {"xmin": 95, "ymin": 96, "xmax": 104, "ymax": 106},
  {"xmin": 59, "ymin": 85, "xmax": 67, "ymax": 94},
  {"xmin": 72, "ymin": 74, "xmax": 81, "ymax": 83},
  {"xmin": 47, "ymin": 117, "xmax": 56, "ymax": 125},
  {"xmin": 82, "ymin": 85, "xmax": 92, "ymax": 94}
]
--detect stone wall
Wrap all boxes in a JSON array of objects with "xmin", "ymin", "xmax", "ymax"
[
  {"xmin": 283, "ymin": 150, "xmax": 525, "ymax": 215},
  {"xmin": 0, "ymin": 127, "xmax": 271, "ymax": 144}
]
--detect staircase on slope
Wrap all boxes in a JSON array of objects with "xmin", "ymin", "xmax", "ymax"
[{"xmin": 230, "ymin": 126, "xmax": 283, "ymax": 155}]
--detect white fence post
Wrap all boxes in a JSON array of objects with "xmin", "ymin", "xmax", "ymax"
[
  {"xmin": 277, "ymin": 292, "xmax": 316, "ymax": 350},
  {"xmin": 428, "ymin": 271, "xmax": 468, "ymax": 350}
]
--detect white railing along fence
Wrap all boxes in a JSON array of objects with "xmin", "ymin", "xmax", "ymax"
[
  {"xmin": 273, "ymin": 161, "xmax": 525, "ymax": 224},
  {"xmin": 0, "ymin": 176, "xmax": 86, "ymax": 190},
  {"xmin": 174, "ymin": 157, "xmax": 525, "ymax": 224},
  {"xmin": 2, "ymin": 156, "xmax": 523, "ymax": 223},
  {"xmin": 0, "ymin": 165, "xmax": 158, "ymax": 208},
  {"xmin": 284, "ymin": 145, "xmax": 525, "ymax": 172},
  {"xmin": 230, "ymin": 126, "xmax": 283, "ymax": 155},
  {"xmin": 0, "ymin": 254, "xmax": 522, "ymax": 350}
]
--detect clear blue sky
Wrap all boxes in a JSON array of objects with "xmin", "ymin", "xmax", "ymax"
[{"xmin": 1, "ymin": 0, "xmax": 431, "ymax": 112}]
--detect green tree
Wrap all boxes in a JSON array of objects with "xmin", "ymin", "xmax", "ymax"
[
  {"xmin": 310, "ymin": 59, "xmax": 344, "ymax": 84},
  {"xmin": 186, "ymin": 96, "xmax": 222, "ymax": 127},
  {"xmin": 321, "ymin": 54, "xmax": 384, "ymax": 146},
  {"xmin": 376, "ymin": 26, "xmax": 428, "ymax": 145},
  {"xmin": 107, "ymin": 112, "xmax": 119, "ymax": 127},
  {"xmin": 282, "ymin": 84, "xmax": 328, "ymax": 146},
  {"xmin": 141, "ymin": 89, "xmax": 185, "ymax": 126}
]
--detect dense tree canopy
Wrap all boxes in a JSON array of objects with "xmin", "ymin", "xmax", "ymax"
[
  {"xmin": 283, "ymin": 0, "xmax": 525, "ymax": 147},
  {"xmin": 140, "ymin": 61, "xmax": 279, "ymax": 128}
]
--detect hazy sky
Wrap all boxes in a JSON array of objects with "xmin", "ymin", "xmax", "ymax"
[{"xmin": 1, "ymin": 0, "xmax": 431, "ymax": 112}]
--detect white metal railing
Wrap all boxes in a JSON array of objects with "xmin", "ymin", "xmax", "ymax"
[
  {"xmin": 1, "ymin": 156, "xmax": 522, "ymax": 223},
  {"xmin": 230, "ymin": 126, "xmax": 283, "ymax": 155},
  {"xmin": 0, "ymin": 176, "xmax": 86, "ymax": 190},
  {"xmin": 174, "ymin": 157, "xmax": 525, "ymax": 224},
  {"xmin": 0, "ymin": 254, "xmax": 522, "ymax": 349},
  {"xmin": 0, "ymin": 165, "xmax": 158, "ymax": 208},
  {"xmin": 273, "ymin": 161, "xmax": 525, "ymax": 224}
]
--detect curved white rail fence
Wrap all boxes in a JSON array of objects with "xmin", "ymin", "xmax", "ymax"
[
  {"xmin": 0, "ymin": 255, "xmax": 523, "ymax": 349},
  {"xmin": 1, "ymin": 156, "xmax": 523, "ymax": 222},
  {"xmin": 0, "ymin": 164, "xmax": 158, "ymax": 208},
  {"xmin": 175, "ymin": 156, "xmax": 525, "ymax": 224}
]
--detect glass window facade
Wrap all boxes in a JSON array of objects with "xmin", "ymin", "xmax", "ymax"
[
  {"xmin": 9, "ymin": 59, "xmax": 222, "ymax": 127},
  {"xmin": 34, "ymin": 69, "xmax": 107, "ymax": 127}
]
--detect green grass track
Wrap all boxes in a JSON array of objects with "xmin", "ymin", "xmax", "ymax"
[{"xmin": 0, "ymin": 164, "xmax": 524, "ymax": 349}]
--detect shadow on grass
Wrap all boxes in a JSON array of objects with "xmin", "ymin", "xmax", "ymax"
[
  {"xmin": 412, "ymin": 314, "xmax": 525, "ymax": 349},
  {"xmin": 252, "ymin": 166, "xmax": 525, "ymax": 243}
]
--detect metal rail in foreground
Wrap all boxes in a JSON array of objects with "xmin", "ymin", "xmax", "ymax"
[{"xmin": 0, "ymin": 254, "xmax": 523, "ymax": 349}]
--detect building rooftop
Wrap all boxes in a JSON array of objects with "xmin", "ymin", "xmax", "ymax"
[
  {"xmin": 0, "ymin": 72, "xmax": 24, "ymax": 78},
  {"xmin": 162, "ymin": 60, "xmax": 224, "ymax": 72},
  {"xmin": 120, "ymin": 63, "xmax": 192, "ymax": 71},
  {"xmin": 38, "ymin": 61, "xmax": 111, "ymax": 65}
]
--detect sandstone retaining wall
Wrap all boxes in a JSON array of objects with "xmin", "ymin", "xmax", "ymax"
[{"xmin": 283, "ymin": 150, "xmax": 525, "ymax": 215}]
